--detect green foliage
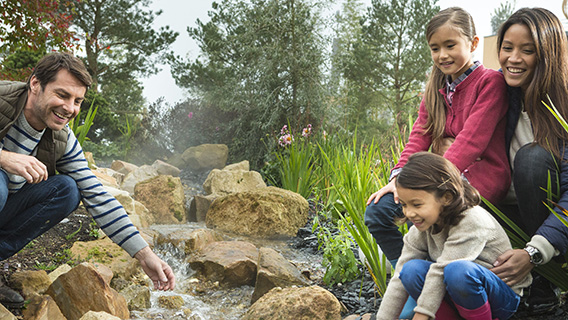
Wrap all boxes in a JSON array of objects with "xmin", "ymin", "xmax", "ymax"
[
  {"xmin": 72, "ymin": 0, "xmax": 178, "ymax": 90},
  {"xmin": 65, "ymin": 221, "xmax": 83, "ymax": 241},
  {"xmin": 313, "ymin": 209, "xmax": 361, "ymax": 286},
  {"xmin": 268, "ymin": 125, "xmax": 318, "ymax": 199},
  {"xmin": 69, "ymin": 99, "xmax": 98, "ymax": 146},
  {"xmin": 88, "ymin": 220, "xmax": 101, "ymax": 239},
  {"xmin": 170, "ymin": 0, "xmax": 328, "ymax": 167},
  {"xmin": 490, "ymin": 0, "xmax": 516, "ymax": 34},
  {"xmin": 331, "ymin": 0, "xmax": 438, "ymax": 135}
]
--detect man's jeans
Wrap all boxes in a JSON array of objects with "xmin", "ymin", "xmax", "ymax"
[
  {"xmin": 0, "ymin": 171, "xmax": 80, "ymax": 260},
  {"xmin": 400, "ymin": 260, "xmax": 520, "ymax": 319}
]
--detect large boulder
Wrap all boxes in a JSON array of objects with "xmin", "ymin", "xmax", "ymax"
[
  {"xmin": 0, "ymin": 303, "xmax": 16, "ymax": 320},
  {"xmin": 46, "ymin": 263, "xmax": 129, "ymax": 320},
  {"xmin": 242, "ymin": 286, "xmax": 342, "ymax": 320},
  {"xmin": 92, "ymin": 169, "xmax": 120, "ymax": 189},
  {"xmin": 206, "ymin": 187, "xmax": 309, "ymax": 238},
  {"xmin": 188, "ymin": 194, "xmax": 218, "ymax": 222},
  {"xmin": 9, "ymin": 270, "xmax": 51, "ymax": 298},
  {"xmin": 203, "ymin": 169, "xmax": 266, "ymax": 196},
  {"xmin": 188, "ymin": 241, "xmax": 258, "ymax": 287},
  {"xmin": 22, "ymin": 295, "xmax": 66, "ymax": 320},
  {"xmin": 181, "ymin": 144, "xmax": 228, "ymax": 172},
  {"xmin": 119, "ymin": 284, "xmax": 151, "ymax": 311},
  {"xmin": 151, "ymin": 159, "xmax": 181, "ymax": 177},
  {"xmin": 251, "ymin": 247, "xmax": 310, "ymax": 303},
  {"xmin": 223, "ymin": 160, "xmax": 249, "ymax": 171},
  {"xmin": 70, "ymin": 237, "xmax": 141, "ymax": 282},
  {"xmin": 110, "ymin": 160, "xmax": 138, "ymax": 175},
  {"xmin": 79, "ymin": 311, "xmax": 122, "ymax": 320},
  {"xmin": 155, "ymin": 228, "xmax": 224, "ymax": 256},
  {"xmin": 134, "ymin": 175, "xmax": 186, "ymax": 224},
  {"xmin": 120, "ymin": 165, "xmax": 159, "ymax": 195}
]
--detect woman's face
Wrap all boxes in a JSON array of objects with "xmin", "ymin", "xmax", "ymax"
[{"xmin": 499, "ymin": 23, "xmax": 537, "ymax": 92}]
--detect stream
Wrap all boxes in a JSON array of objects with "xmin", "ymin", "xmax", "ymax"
[{"xmin": 129, "ymin": 223, "xmax": 326, "ymax": 319}]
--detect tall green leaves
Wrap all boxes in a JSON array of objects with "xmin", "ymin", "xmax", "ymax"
[{"xmin": 170, "ymin": 0, "xmax": 327, "ymax": 167}]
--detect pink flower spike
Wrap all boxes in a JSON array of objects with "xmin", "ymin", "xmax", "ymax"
[{"xmin": 188, "ymin": 112, "xmax": 193, "ymax": 119}]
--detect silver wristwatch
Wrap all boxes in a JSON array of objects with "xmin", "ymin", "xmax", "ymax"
[{"xmin": 524, "ymin": 245, "xmax": 544, "ymax": 265}]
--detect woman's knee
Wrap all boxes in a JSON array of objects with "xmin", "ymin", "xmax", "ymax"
[{"xmin": 514, "ymin": 144, "xmax": 556, "ymax": 177}]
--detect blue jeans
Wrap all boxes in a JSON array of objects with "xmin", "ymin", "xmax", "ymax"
[
  {"xmin": 0, "ymin": 171, "xmax": 81, "ymax": 260},
  {"xmin": 364, "ymin": 193, "xmax": 406, "ymax": 261},
  {"xmin": 399, "ymin": 260, "xmax": 520, "ymax": 319},
  {"xmin": 511, "ymin": 143, "xmax": 559, "ymax": 236}
]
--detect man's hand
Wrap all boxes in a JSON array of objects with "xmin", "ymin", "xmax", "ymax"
[
  {"xmin": 134, "ymin": 246, "xmax": 176, "ymax": 291},
  {"xmin": 411, "ymin": 312, "xmax": 430, "ymax": 320},
  {"xmin": 0, "ymin": 151, "xmax": 48, "ymax": 183},
  {"xmin": 367, "ymin": 178, "xmax": 398, "ymax": 205},
  {"xmin": 491, "ymin": 249, "xmax": 533, "ymax": 286}
]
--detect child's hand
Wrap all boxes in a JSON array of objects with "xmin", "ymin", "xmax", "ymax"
[{"xmin": 367, "ymin": 178, "xmax": 398, "ymax": 205}]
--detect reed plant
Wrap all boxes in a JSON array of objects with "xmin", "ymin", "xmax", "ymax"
[{"xmin": 69, "ymin": 98, "xmax": 98, "ymax": 146}]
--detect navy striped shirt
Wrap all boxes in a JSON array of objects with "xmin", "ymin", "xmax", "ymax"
[{"xmin": 0, "ymin": 113, "xmax": 147, "ymax": 256}]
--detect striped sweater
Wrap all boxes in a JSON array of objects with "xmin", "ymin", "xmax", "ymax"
[{"xmin": 1, "ymin": 112, "xmax": 147, "ymax": 256}]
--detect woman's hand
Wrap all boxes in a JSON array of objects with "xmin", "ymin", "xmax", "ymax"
[
  {"xmin": 491, "ymin": 249, "xmax": 533, "ymax": 286},
  {"xmin": 367, "ymin": 178, "xmax": 398, "ymax": 205}
]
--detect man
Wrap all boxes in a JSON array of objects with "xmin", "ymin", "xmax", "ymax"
[{"xmin": 0, "ymin": 53, "xmax": 175, "ymax": 308}]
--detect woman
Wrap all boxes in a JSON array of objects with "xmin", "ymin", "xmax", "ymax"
[{"xmin": 490, "ymin": 7, "xmax": 568, "ymax": 314}]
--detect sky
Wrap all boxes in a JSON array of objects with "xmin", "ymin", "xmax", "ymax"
[{"xmin": 141, "ymin": 0, "xmax": 567, "ymax": 105}]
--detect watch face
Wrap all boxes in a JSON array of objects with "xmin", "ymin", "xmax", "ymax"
[{"xmin": 533, "ymin": 252, "xmax": 544, "ymax": 264}]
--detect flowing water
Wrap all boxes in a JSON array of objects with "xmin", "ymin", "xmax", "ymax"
[{"xmin": 129, "ymin": 223, "xmax": 325, "ymax": 320}]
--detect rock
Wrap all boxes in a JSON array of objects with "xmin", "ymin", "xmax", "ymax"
[
  {"xmin": 9, "ymin": 270, "xmax": 50, "ymax": 298},
  {"xmin": 0, "ymin": 303, "xmax": 16, "ymax": 320},
  {"xmin": 157, "ymin": 295, "xmax": 184, "ymax": 309},
  {"xmin": 152, "ymin": 159, "xmax": 181, "ymax": 177},
  {"xmin": 119, "ymin": 284, "xmax": 151, "ymax": 311},
  {"xmin": 85, "ymin": 152, "xmax": 96, "ymax": 169},
  {"xmin": 105, "ymin": 187, "xmax": 136, "ymax": 214},
  {"xmin": 134, "ymin": 175, "xmax": 186, "ymax": 224},
  {"xmin": 243, "ymin": 286, "xmax": 342, "ymax": 320},
  {"xmin": 46, "ymin": 262, "xmax": 129, "ymax": 320},
  {"xmin": 251, "ymin": 247, "xmax": 310, "ymax": 303},
  {"xmin": 79, "ymin": 311, "xmax": 121, "ymax": 320},
  {"xmin": 92, "ymin": 262, "xmax": 114, "ymax": 285},
  {"xmin": 155, "ymin": 228, "xmax": 224, "ymax": 256},
  {"xmin": 181, "ymin": 144, "xmax": 228, "ymax": 172},
  {"xmin": 206, "ymin": 187, "xmax": 309, "ymax": 238},
  {"xmin": 189, "ymin": 241, "xmax": 258, "ymax": 287},
  {"xmin": 166, "ymin": 153, "xmax": 185, "ymax": 169},
  {"xmin": 223, "ymin": 160, "xmax": 249, "ymax": 171},
  {"xmin": 70, "ymin": 237, "xmax": 140, "ymax": 282},
  {"xmin": 96, "ymin": 168, "xmax": 125, "ymax": 186},
  {"xmin": 110, "ymin": 160, "xmax": 138, "ymax": 175},
  {"xmin": 120, "ymin": 165, "xmax": 159, "ymax": 195},
  {"xmin": 92, "ymin": 169, "xmax": 119, "ymax": 188},
  {"xmin": 188, "ymin": 194, "xmax": 218, "ymax": 222},
  {"xmin": 22, "ymin": 294, "xmax": 66, "ymax": 320},
  {"xmin": 48, "ymin": 264, "xmax": 72, "ymax": 283},
  {"xmin": 203, "ymin": 169, "xmax": 266, "ymax": 196}
]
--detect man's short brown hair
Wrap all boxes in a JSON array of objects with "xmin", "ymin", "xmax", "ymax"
[{"xmin": 26, "ymin": 52, "xmax": 92, "ymax": 90}]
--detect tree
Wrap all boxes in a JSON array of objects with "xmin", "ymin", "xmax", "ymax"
[
  {"xmin": 490, "ymin": 0, "xmax": 516, "ymax": 35},
  {"xmin": 71, "ymin": 0, "xmax": 178, "ymax": 91},
  {"xmin": 352, "ymin": 0, "xmax": 440, "ymax": 128},
  {"xmin": 0, "ymin": 0, "xmax": 78, "ymax": 80},
  {"xmin": 170, "ymin": 0, "xmax": 328, "ymax": 167},
  {"xmin": 70, "ymin": 0, "xmax": 178, "ymax": 156}
]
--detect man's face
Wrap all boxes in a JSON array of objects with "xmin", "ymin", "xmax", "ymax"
[{"xmin": 25, "ymin": 69, "xmax": 86, "ymax": 131}]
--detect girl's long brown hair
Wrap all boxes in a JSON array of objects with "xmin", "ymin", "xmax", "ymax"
[
  {"xmin": 497, "ymin": 8, "xmax": 568, "ymax": 158},
  {"xmin": 423, "ymin": 7, "xmax": 476, "ymax": 150}
]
